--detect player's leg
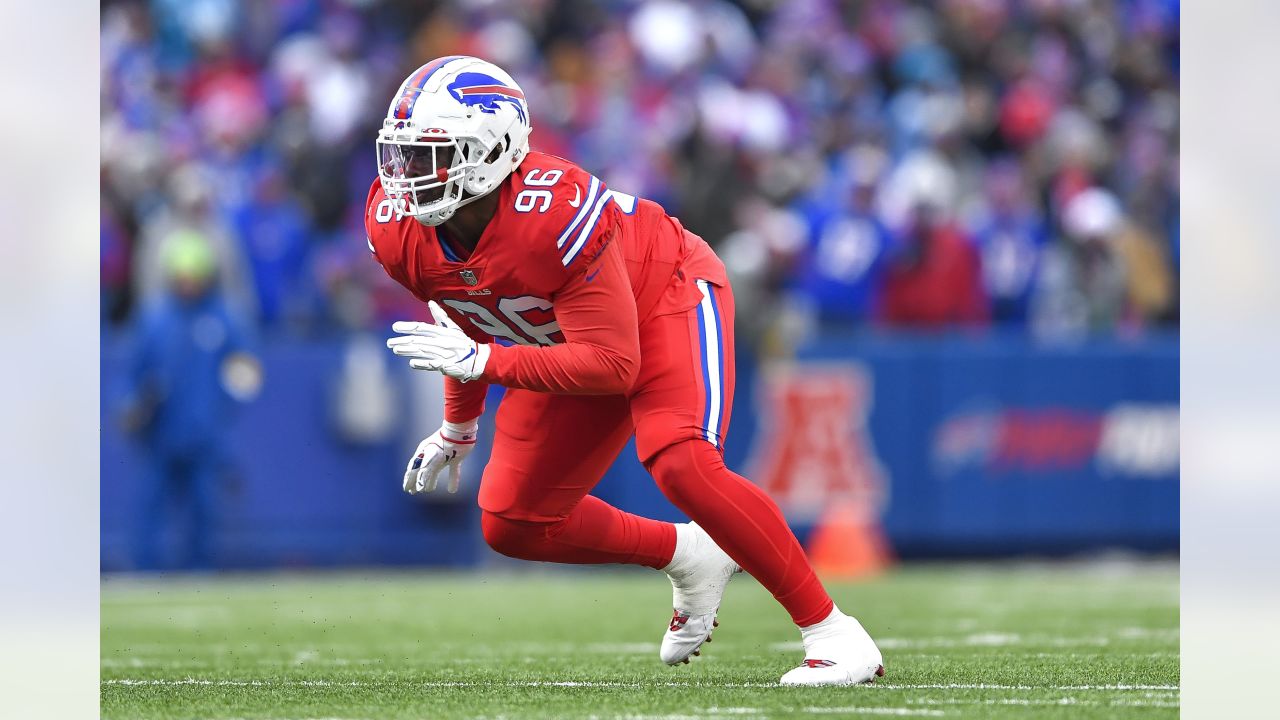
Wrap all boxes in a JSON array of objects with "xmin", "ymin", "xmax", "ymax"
[
  {"xmin": 632, "ymin": 276, "xmax": 884, "ymax": 685},
  {"xmin": 476, "ymin": 389, "xmax": 675, "ymax": 568},
  {"xmin": 633, "ymin": 278, "xmax": 832, "ymax": 625}
]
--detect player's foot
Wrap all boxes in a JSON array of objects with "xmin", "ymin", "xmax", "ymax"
[
  {"xmin": 659, "ymin": 522, "xmax": 740, "ymax": 665},
  {"xmin": 779, "ymin": 607, "xmax": 884, "ymax": 686}
]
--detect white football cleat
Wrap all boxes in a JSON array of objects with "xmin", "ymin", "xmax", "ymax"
[
  {"xmin": 779, "ymin": 609, "xmax": 885, "ymax": 686},
  {"xmin": 660, "ymin": 522, "xmax": 741, "ymax": 665}
]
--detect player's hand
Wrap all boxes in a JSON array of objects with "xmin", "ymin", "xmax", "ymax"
[
  {"xmin": 404, "ymin": 420, "xmax": 479, "ymax": 494},
  {"xmin": 387, "ymin": 302, "xmax": 490, "ymax": 382}
]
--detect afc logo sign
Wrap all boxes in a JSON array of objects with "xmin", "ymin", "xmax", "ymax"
[{"xmin": 746, "ymin": 363, "xmax": 889, "ymax": 523}]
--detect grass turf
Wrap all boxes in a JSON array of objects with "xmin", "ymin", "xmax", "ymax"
[{"xmin": 101, "ymin": 562, "xmax": 1178, "ymax": 719}]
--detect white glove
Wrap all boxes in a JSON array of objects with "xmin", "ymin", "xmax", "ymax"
[
  {"xmin": 387, "ymin": 301, "xmax": 491, "ymax": 382},
  {"xmin": 404, "ymin": 419, "xmax": 479, "ymax": 494}
]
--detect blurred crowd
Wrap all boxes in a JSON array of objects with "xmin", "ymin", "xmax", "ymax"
[{"xmin": 102, "ymin": 0, "xmax": 1180, "ymax": 347}]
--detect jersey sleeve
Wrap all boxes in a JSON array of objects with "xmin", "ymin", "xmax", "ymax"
[
  {"xmin": 444, "ymin": 376, "xmax": 487, "ymax": 423},
  {"xmin": 518, "ymin": 158, "xmax": 639, "ymax": 287},
  {"xmin": 562, "ymin": 188, "xmax": 637, "ymax": 282},
  {"xmin": 480, "ymin": 229, "xmax": 641, "ymax": 395}
]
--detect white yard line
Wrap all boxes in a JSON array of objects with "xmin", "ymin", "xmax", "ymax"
[
  {"xmin": 772, "ymin": 629, "xmax": 1179, "ymax": 652},
  {"xmin": 583, "ymin": 642, "xmax": 659, "ymax": 654},
  {"xmin": 105, "ymin": 679, "xmax": 365, "ymax": 687},
  {"xmin": 907, "ymin": 696, "xmax": 1178, "ymax": 709},
  {"xmin": 869, "ymin": 683, "xmax": 1179, "ymax": 691},
  {"xmin": 103, "ymin": 678, "xmax": 1180, "ymax": 692},
  {"xmin": 470, "ymin": 712, "xmax": 757, "ymax": 720},
  {"xmin": 801, "ymin": 709, "xmax": 943, "ymax": 717}
]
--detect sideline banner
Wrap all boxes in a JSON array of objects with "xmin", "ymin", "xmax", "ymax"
[
  {"xmin": 778, "ymin": 333, "xmax": 1179, "ymax": 555},
  {"xmin": 100, "ymin": 333, "xmax": 1178, "ymax": 569}
]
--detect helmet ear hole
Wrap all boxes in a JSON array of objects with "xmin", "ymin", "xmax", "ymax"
[{"xmin": 484, "ymin": 136, "xmax": 507, "ymax": 165}]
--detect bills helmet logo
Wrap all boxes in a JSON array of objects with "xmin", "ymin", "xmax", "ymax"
[{"xmin": 447, "ymin": 72, "xmax": 528, "ymax": 125}]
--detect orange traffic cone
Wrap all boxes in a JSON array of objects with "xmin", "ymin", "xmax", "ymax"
[{"xmin": 805, "ymin": 500, "xmax": 894, "ymax": 579}]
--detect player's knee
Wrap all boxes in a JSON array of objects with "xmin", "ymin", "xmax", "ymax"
[
  {"xmin": 480, "ymin": 510, "xmax": 544, "ymax": 559},
  {"xmin": 647, "ymin": 439, "xmax": 725, "ymax": 504}
]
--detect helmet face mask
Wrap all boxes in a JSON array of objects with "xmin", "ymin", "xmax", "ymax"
[
  {"xmin": 377, "ymin": 130, "xmax": 479, "ymax": 224},
  {"xmin": 376, "ymin": 56, "xmax": 531, "ymax": 226}
]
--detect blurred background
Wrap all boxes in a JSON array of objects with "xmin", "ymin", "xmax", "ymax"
[{"xmin": 99, "ymin": 0, "xmax": 1178, "ymax": 573}]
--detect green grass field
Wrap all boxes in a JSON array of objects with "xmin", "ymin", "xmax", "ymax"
[{"xmin": 101, "ymin": 562, "xmax": 1178, "ymax": 719}]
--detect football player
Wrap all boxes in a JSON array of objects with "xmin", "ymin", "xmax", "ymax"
[{"xmin": 368, "ymin": 56, "xmax": 883, "ymax": 686}]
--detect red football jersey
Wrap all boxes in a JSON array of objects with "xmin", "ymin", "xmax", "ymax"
[{"xmin": 366, "ymin": 150, "xmax": 727, "ymax": 419}]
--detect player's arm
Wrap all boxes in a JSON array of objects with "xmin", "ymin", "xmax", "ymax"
[
  {"xmin": 365, "ymin": 180, "xmax": 491, "ymax": 494},
  {"xmin": 399, "ymin": 320, "xmax": 489, "ymax": 496},
  {"xmin": 444, "ymin": 370, "xmax": 488, "ymax": 420},
  {"xmin": 387, "ymin": 232, "xmax": 640, "ymax": 395},
  {"xmin": 482, "ymin": 232, "xmax": 639, "ymax": 394},
  {"xmin": 363, "ymin": 179, "xmax": 492, "ymax": 419}
]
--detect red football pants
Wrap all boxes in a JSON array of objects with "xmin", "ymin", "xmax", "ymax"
[{"xmin": 476, "ymin": 277, "xmax": 833, "ymax": 627}]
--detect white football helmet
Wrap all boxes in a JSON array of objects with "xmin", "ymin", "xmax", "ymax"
[{"xmin": 376, "ymin": 56, "xmax": 532, "ymax": 226}]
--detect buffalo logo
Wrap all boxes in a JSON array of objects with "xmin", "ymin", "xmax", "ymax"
[
  {"xmin": 459, "ymin": 269, "xmax": 479, "ymax": 286},
  {"xmin": 446, "ymin": 72, "xmax": 527, "ymax": 124}
]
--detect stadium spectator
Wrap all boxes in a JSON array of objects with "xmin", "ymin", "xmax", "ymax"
[
  {"xmin": 122, "ymin": 231, "xmax": 262, "ymax": 569},
  {"xmin": 970, "ymin": 158, "xmax": 1049, "ymax": 325},
  {"xmin": 132, "ymin": 162, "xmax": 259, "ymax": 322},
  {"xmin": 99, "ymin": 0, "xmax": 1179, "ymax": 341},
  {"xmin": 878, "ymin": 199, "xmax": 988, "ymax": 328},
  {"xmin": 789, "ymin": 147, "xmax": 892, "ymax": 328},
  {"xmin": 1032, "ymin": 187, "xmax": 1130, "ymax": 337},
  {"xmin": 229, "ymin": 167, "xmax": 314, "ymax": 330}
]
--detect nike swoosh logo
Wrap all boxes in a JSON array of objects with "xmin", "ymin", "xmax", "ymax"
[
  {"xmin": 568, "ymin": 184, "xmax": 582, "ymax": 208},
  {"xmin": 585, "ymin": 266, "xmax": 602, "ymax": 283}
]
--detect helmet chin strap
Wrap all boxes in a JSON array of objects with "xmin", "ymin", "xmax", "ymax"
[{"xmin": 413, "ymin": 187, "xmax": 487, "ymax": 226}]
